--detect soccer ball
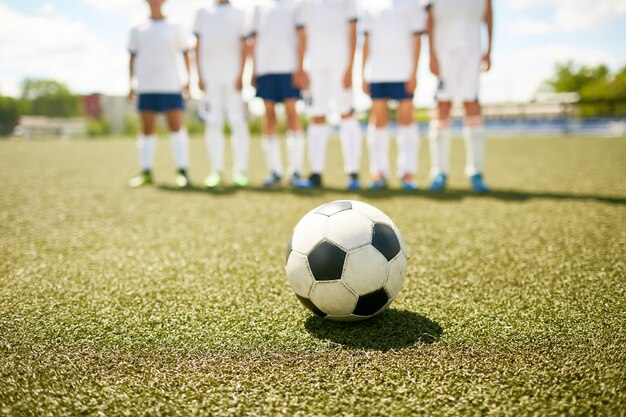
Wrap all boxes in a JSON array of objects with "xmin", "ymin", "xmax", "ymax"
[{"xmin": 286, "ymin": 200, "xmax": 408, "ymax": 321}]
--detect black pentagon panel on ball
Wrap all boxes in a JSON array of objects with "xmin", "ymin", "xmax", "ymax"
[
  {"xmin": 372, "ymin": 223, "xmax": 401, "ymax": 261},
  {"xmin": 296, "ymin": 295, "xmax": 327, "ymax": 317},
  {"xmin": 315, "ymin": 200, "xmax": 353, "ymax": 217},
  {"xmin": 307, "ymin": 240, "xmax": 347, "ymax": 281},
  {"xmin": 353, "ymin": 288, "xmax": 389, "ymax": 316}
]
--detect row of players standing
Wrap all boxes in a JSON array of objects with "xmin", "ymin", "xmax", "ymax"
[{"xmin": 128, "ymin": 0, "xmax": 493, "ymax": 192}]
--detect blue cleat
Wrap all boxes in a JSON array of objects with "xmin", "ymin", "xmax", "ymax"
[
  {"xmin": 401, "ymin": 175, "xmax": 418, "ymax": 191},
  {"xmin": 368, "ymin": 176, "xmax": 388, "ymax": 190},
  {"xmin": 429, "ymin": 172, "xmax": 447, "ymax": 192},
  {"xmin": 470, "ymin": 173, "xmax": 489, "ymax": 193},
  {"xmin": 293, "ymin": 173, "xmax": 322, "ymax": 189},
  {"xmin": 346, "ymin": 173, "xmax": 361, "ymax": 190},
  {"xmin": 263, "ymin": 172, "xmax": 282, "ymax": 188}
]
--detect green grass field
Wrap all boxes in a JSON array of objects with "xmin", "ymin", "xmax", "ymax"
[{"xmin": 1, "ymin": 135, "xmax": 625, "ymax": 416}]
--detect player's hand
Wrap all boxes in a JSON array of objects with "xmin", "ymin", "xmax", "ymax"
[
  {"xmin": 405, "ymin": 76, "xmax": 417, "ymax": 95},
  {"xmin": 251, "ymin": 75, "xmax": 257, "ymax": 89},
  {"xmin": 235, "ymin": 75, "xmax": 243, "ymax": 92},
  {"xmin": 430, "ymin": 54, "xmax": 440, "ymax": 77},
  {"xmin": 293, "ymin": 69, "xmax": 309, "ymax": 90},
  {"xmin": 127, "ymin": 89, "xmax": 136, "ymax": 103},
  {"xmin": 481, "ymin": 52, "xmax": 492, "ymax": 72},
  {"xmin": 343, "ymin": 68, "xmax": 353, "ymax": 89},
  {"xmin": 198, "ymin": 78, "xmax": 206, "ymax": 92},
  {"xmin": 182, "ymin": 84, "xmax": 191, "ymax": 100},
  {"xmin": 362, "ymin": 80, "xmax": 370, "ymax": 95}
]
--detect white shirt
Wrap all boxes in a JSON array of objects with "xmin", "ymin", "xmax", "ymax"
[
  {"xmin": 363, "ymin": 0, "xmax": 426, "ymax": 83},
  {"xmin": 194, "ymin": 3, "xmax": 248, "ymax": 84},
  {"xmin": 128, "ymin": 20, "xmax": 191, "ymax": 93},
  {"xmin": 429, "ymin": 0, "xmax": 485, "ymax": 52},
  {"xmin": 251, "ymin": 0, "xmax": 299, "ymax": 76},
  {"xmin": 296, "ymin": 0, "xmax": 357, "ymax": 72}
]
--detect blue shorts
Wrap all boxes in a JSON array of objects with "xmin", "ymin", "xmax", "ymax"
[
  {"xmin": 138, "ymin": 93, "xmax": 185, "ymax": 112},
  {"xmin": 370, "ymin": 82, "xmax": 413, "ymax": 101},
  {"xmin": 256, "ymin": 74, "xmax": 301, "ymax": 103}
]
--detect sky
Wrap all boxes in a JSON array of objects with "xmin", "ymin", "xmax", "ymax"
[{"xmin": 1, "ymin": 0, "xmax": 625, "ymax": 107}]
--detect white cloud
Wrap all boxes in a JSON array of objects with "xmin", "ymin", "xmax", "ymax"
[
  {"xmin": 508, "ymin": 18, "xmax": 552, "ymax": 37},
  {"xmin": 509, "ymin": 0, "xmax": 626, "ymax": 32},
  {"xmin": 0, "ymin": 3, "xmax": 127, "ymax": 95},
  {"xmin": 39, "ymin": 2, "xmax": 56, "ymax": 15}
]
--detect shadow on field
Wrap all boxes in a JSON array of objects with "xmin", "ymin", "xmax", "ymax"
[
  {"xmin": 156, "ymin": 184, "xmax": 626, "ymax": 205},
  {"xmin": 304, "ymin": 309, "xmax": 442, "ymax": 351}
]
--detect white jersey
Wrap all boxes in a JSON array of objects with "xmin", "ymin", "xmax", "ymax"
[
  {"xmin": 128, "ymin": 20, "xmax": 191, "ymax": 94},
  {"xmin": 296, "ymin": 0, "xmax": 358, "ymax": 71},
  {"xmin": 193, "ymin": 3, "xmax": 248, "ymax": 84},
  {"xmin": 251, "ymin": 0, "xmax": 299, "ymax": 76},
  {"xmin": 363, "ymin": 0, "xmax": 426, "ymax": 83},
  {"xmin": 429, "ymin": 0, "xmax": 485, "ymax": 52}
]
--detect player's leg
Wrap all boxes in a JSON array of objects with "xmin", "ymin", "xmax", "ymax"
[
  {"xmin": 226, "ymin": 85, "xmax": 250, "ymax": 188},
  {"xmin": 204, "ymin": 84, "xmax": 226, "ymax": 188},
  {"xmin": 429, "ymin": 100, "xmax": 452, "ymax": 191},
  {"xmin": 261, "ymin": 99, "xmax": 283, "ymax": 187},
  {"xmin": 367, "ymin": 94, "xmax": 390, "ymax": 190},
  {"xmin": 396, "ymin": 98, "xmax": 420, "ymax": 191},
  {"xmin": 164, "ymin": 103, "xmax": 190, "ymax": 188},
  {"xmin": 129, "ymin": 107, "xmax": 158, "ymax": 187},
  {"xmin": 461, "ymin": 49, "xmax": 488, "ymax": 193},
  {"xmin": 284, "ymin": 98, "xmax": 305, "ymax": 186}
]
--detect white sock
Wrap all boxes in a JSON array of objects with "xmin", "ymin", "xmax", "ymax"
[
  {"xmin": 340, "ymin": 118, "xmax": 362, "ymax": 174},
  {"xmin": 206, "ymin": 123, "xmax": 225, "ymax": 173},
  {"xmin": 429, "ymin": 122, "xmax": 452, "ymax": 177},
  {"xmin": 396, "ymin": 124, "xmax": 420, "ymax": 177},
  {"xmin": 137, "ymin": 134, "xmax": 156, "ymax": 171},
  {"xmin": 368, "ymin": 127, "xmax": 390, "ymax": 177},
  {"xmin": 231, "ymin": 121, "xmax": 250, "ymax": 175},
  {"xmin": 287, "ymin": 130, "xmax": 305, "ymax": 176},
  {"xmin": 262, "ymin": 136, "xmax": 283, "ymax": 176},
  {"xmin": 170, "ymin": 129, "xmax": 189, "ymax": 170},
  {"xmin": 463, "ymin": 124, "xmax": 485, "ymax": 176},
  {"xmin": 307, "ymin": 123, "xmax": 329, "ymax": 174}
]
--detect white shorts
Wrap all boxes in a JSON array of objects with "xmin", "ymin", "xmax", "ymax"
[
  {"xmin": 435, "ymin": 49, "xmax": 481, "ymax": 103},
  {"xmin": 202, "ymin": 82, "xmax": 246, "ymax": 126},
  {"xmin": 307, "ymin": 68, "xmax": 353, "ymax": 117}
]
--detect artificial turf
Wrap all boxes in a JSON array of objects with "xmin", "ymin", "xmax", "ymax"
[{"xmin": 0, "ymin": 135, "xmax": 624, "ymax": 416}]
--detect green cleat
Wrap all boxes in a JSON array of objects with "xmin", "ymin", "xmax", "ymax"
[
  {"xmin": 204, "ymin": 172, "xmax": 223, "ymax": 189},
  {"xmin": 129, "ymin": 171, "xmax": 152, "ymax": 188},
  {"xmin": 176, "ymin": 169, "xmax": 191, "ymax": 188},
  {"xmin": 232, "ymin": 171, "xmax": 249, "ymax": 188}
]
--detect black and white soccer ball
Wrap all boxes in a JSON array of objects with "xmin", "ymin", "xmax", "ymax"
[{"xmin": 286, "ymin": 200, "xmax": 408, "ymax": 321}]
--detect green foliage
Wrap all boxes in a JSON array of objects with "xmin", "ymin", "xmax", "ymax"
[
  {"xmin": 20, "ymin": 79, "xmax": 82, "ymax": 118},
  {"xmin": 0, "ymin": 95, "xmax": 23, "ymax": 136},
  {"xmin": 86, "ymin": 117, "xmax": 112, "ymax": 137}
]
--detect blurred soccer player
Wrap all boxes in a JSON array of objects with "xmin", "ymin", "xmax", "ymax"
[
  {"xmin": 194, "ymin": 0, "xmax": 250, "ymax": 189},
  {"xmin": 128, "ymin": 0, "xmax": 192, "ymax": 188},
  {"xmin": 249, "ymin": 0, "xmax": 305, "ymax": 187},
  {"xmin": 362, "ymin": 0, "xmax": 425, "ymax": 190},
  {"xmin": 426, "ymin": 0, "xmax": 493, "ymax": 193},
  {"xmin": 293, "ymin": 0, "xmax": 362, "ymax": 190}
]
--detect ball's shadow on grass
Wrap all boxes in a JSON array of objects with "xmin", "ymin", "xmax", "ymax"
[{"xmin": 304, "ymin": 309, "xmax": 442, "ymax": 351}]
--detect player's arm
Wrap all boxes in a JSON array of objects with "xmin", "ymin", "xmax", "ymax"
[
  {"xmin": 248, "ymin": 33, "xmax": 257, "ymax": 88},
  {"xmin": 236, "ymin": 37, "xmax": 248, "ymax": 91},
  {"xmin": 182, "ymin": 50, "xmax": 192, "ymax": 99},
  {"xmin": 128, "ymin": 54, "xmax": 136, "ymax": 101},
  {"xmin": 344, "ymin": 19, "xmax": 357, "ymax": 89},
  {"xmin": 295, "ymin": 26, "xmax": 309, "ymax": 89},
  {"xmin": 483, "ymin": 0, "xmax": 493, "ymax": 71},
  {"xmin": 406, "ymin": 33, "xmax": 422, "ymax": 94},
  {"xmin": 195, "ymin": 35, "xmax": 205, "ymax": 92},
  {"xmin": 361, "ymin": 33, "xmax": 370, "ymax": 95},
  {"xmin": 426, "ymin": 4, "xmax": 439, "ymax": 77}
]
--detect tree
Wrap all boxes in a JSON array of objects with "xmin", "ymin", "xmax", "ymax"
[
  {"xmin": 20, "ymin": 79, "xmax": 81, "ymax": 118},
  {"xmin": 0, "ymin": 95, "xmax": 23, "ymax": 136}
]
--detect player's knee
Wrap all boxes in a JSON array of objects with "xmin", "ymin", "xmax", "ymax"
[{"xmin": 312, "ymin": 116, "xmax": 326, "ymax": 124}]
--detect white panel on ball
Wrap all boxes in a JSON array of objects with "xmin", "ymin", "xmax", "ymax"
[
  {"xmin": 351, "ymin": 201, "xmax": 394, "ymax": 225},
  {"xmin": 286, "ymin": 252, "xmax": 315, "ymax": 298},
  {"xmin": 384, "ymin": 252, "xmax": 408, "ymax": 298},
  {"xmin": 291, "ymin": 212, "xmax": 327, "ymax": 254},
  {"xmin": 309, "ymin": 281, "xmax": 358, "ymax": 316},
  {"xmin": 324, "ymin": 209, "xmax": 373, "ymax": 251},
  {"xmin": 342, "ymin": 245, "xmax": 389, "ymax": 295}
]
